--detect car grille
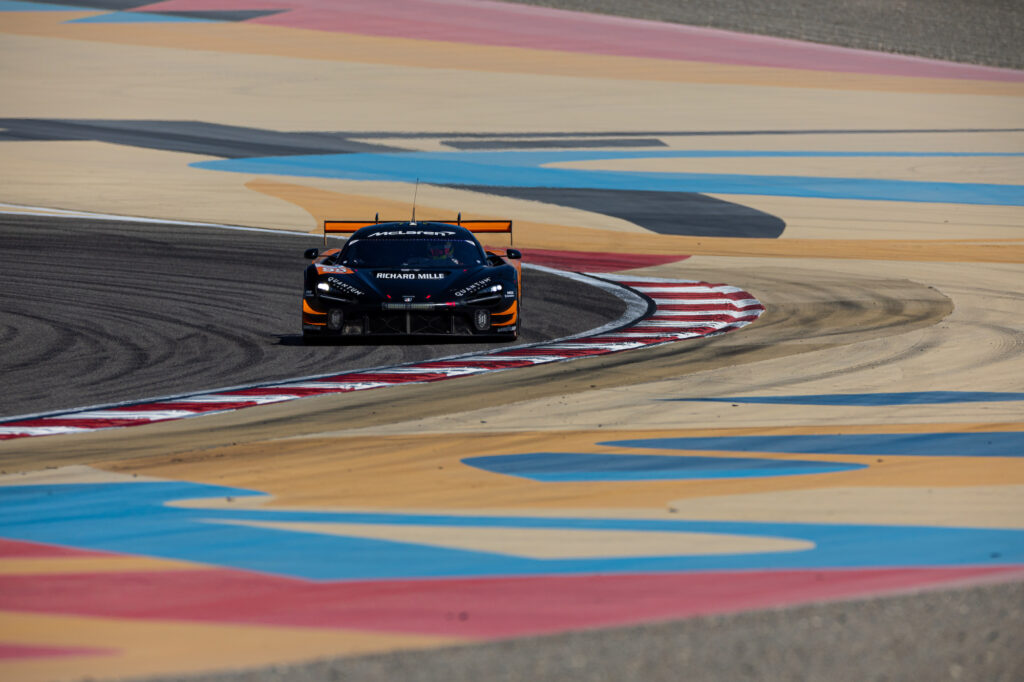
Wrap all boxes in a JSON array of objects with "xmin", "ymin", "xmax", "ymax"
[{"xmin": 366, "ymin": 312, "xmax": 474, "ymax": 335}]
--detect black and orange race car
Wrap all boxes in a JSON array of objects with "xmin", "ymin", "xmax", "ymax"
[{"xmin": 302, "ymin": 218, "xmax": 522, "ymax": 342}]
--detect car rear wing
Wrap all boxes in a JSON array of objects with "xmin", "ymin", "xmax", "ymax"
[{"xmin": 322, "ymin": 216, "xmax": 513, "ymax": 244}]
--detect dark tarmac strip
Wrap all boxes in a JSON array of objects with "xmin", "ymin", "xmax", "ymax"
[{"xmin": 0, "ymin": 214, "xmax": 623, "ymax": 419}]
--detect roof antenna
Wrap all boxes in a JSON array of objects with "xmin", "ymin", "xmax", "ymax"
[
  {"xmin": 411, "ymin": 178, "xmax": 419, "ymax": 224},
  {"xmin": 457, "ymin": 211, "xmax": 462, "ymax": 225}
]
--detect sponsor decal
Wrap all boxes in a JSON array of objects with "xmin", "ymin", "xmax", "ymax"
[
  {"xmin": 369, "ymin": 230, "xmax": 457, "ymax": 238},
  {"xmin": 376, "ymin": 272, "xmax": 446, "ymax": 280},
  {"xmin": 454, "ymin": 277, "xmax": 492, "ymax": 297},
  {"xmin": 326, "ymin": 277, "xmax": 365, "ymax": 296},
  {"xmin": 316, "ymin": 265, "xmax": 354, "ymax": 274}
]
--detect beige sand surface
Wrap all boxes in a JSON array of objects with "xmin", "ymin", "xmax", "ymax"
[
  {"xmin": 217, "ymin": 518, "xmax": 813, "ymax": 558},
  {"xmin": 0, "ymin": 611, "xmax": 454, "ymax": 682},
  {"xmin": 4, "ymin": 12, "xmax": 1023, "ymax": 97}
]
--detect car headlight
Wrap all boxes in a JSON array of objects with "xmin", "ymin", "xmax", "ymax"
[
  {"xmin": 317, "ymin": 282, "xmax": 330, "ymax": 293},
  {"xmin": 468, "ymin": 283, "xmax": 502, "ymax": 296}
]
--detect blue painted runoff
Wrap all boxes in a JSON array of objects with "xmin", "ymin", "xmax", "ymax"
[
  {"xmin": 604, "ymin": 432, "xmax": 1024, "ymax": 457},
  {"xmin": 1, "ymin": 479, "xmax": 1022, "ymax": 580},
  {"xmin": 461, "ymin": 452, "xmax": 864, "ymax": 481},
  {"xmin": 66, "ymin": 11, "xmax": 214, "ymax": 23},
  {"xmin": 191, "ymin": 150, "xmax": 1024, "ymax": 206},
  {"xmin": 0, "ymin": 0, "xmax": 84, "ymax": 9},
  {"xmin": 675, "ymin": 391, "xmax": 1024, "ymax": 406}
]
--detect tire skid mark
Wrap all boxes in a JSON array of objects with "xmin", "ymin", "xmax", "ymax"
[{"xmin": 0, "ymin": 275, "xmax": 763, "ymax": 440}]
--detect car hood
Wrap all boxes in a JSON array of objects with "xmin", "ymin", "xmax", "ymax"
[{"xmin": 345, "ymin": 266, "xmax": 490, "ymax": 301}]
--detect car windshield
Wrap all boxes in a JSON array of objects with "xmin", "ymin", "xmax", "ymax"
[{"xmin": 341, "ymin": 238, "xmax": 485, "ymax": 268}]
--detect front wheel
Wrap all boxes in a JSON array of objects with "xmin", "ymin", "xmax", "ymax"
[{"xmin": 499, "ymin": 323, "xmax": 518, "ymax": 341}]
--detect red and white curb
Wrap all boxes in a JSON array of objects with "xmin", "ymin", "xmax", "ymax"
[{"xmin": 0, "ymin": 273, "xmax": 763, "ymax": 441}]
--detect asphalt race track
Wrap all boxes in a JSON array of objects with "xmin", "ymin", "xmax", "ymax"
[
  {"xmin": 1, "ymin": 2, "xmax": 1022, "ymax": 682},
  {"xmin": 508, "ymin": 0, "xmax": 1024, "ymax": 70},
  {"xmin": 0, "ymin": 214, "xmax": 623, "ymax": 418}
]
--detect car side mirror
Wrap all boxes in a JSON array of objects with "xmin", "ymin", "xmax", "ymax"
[
  {"xmin": 304, "ymin": 248, "xmax": 319, "ymax": 260},
  {"xmin": 506, "ymin": 248, "xmax": 522, "ymax": 260}
]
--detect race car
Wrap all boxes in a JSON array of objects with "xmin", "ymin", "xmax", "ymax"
[{"xmin": 302, "ymin": 218, "xmax": 522, "ymax": 341}]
